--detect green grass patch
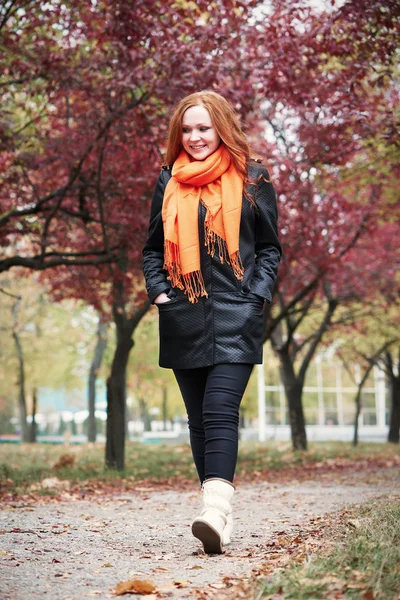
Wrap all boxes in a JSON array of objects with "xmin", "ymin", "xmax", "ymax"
[
  {"xmin": 0, "ymin": 441, "xmax": 196, "ymax": 495},
  {"xmin": 236, "ymin": 440, "xmax": 399, "ymax": 475},
  {"xmin": 0, "ymin": 441, "xmax": 398, "ymax": 496},
  {"xmin": 259, "ymin": 499, "xmax": 400, "ymax": 599}
]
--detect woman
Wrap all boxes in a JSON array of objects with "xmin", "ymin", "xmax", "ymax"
[{"xmin": 142, "ymin": 91, "xmax": 281, "ymax": 554}]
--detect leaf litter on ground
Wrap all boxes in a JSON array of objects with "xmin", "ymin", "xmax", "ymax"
[{"xmin": 1, "ymin": 441, "xmax": 399, "ymax": 504}]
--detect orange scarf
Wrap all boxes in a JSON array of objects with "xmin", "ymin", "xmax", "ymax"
[{"xmin": 162, "ymin": 144, "xmax": 244, "ymax": 303}]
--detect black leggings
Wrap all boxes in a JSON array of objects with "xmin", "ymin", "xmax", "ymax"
[{"xmin": 173, "ymin": 363, "xmax": 253, "ymax": 483}]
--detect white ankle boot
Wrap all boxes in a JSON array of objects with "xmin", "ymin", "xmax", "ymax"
[
  {"xmin": 192, "ymin": 478, "xmax": 234, "ymax": 553},
  {"xmin": 223, "ymin": 512, "xmax": 233, "ymax": 545}
]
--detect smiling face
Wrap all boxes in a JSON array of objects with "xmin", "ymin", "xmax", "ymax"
[{"xmin": 181, "ymin": 104, "xmax": 221, "ymax": 160}]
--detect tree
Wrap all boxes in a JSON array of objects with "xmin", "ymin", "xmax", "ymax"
[
  {"xmin": 245, "ymin": 0, "xmax": 399, "ymax": 448},
  {"xmin": 11, "ymin": 294, "xmax": 29, "ymax": 441},
  {"xmin": 0, "ymin": 273, "xmax": 101, "ymax": 436},
  {"xmin": 127, "ymin": 309, "xmax": 183, "ymax": 432},
  {"xmin": 385, "ymin": 349, "xmax": 400, "ymax": 444},
  {"xmin": 0, "ymin": 1, "xmax": 122, "ymax": 272},
  {"xmin": 87, "ymin": 318, "xmax": 109, "ymax": 442},
  {"xmin": 1, "ymin": 0, "xmax": 262, "ymax": 468},
  {"xmin": 331, "ymin": 298, "xmax": 400, "ymax": 444}
]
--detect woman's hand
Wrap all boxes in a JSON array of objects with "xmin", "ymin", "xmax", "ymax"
[{"xmin": 154, "ymin": 292, "xmax": 171, "ymax": 305}]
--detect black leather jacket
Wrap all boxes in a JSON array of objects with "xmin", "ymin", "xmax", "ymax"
[{"xmin": 142, "ymin": 161, "xmax": 281, "ymax": 369}]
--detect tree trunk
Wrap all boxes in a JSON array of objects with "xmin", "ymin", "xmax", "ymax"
[
  {"xmin": 28, "ymin": 387, "xmax": 37, "ymax": 443},
  {"xmin": 279, "ymin": 352, "xmax": 307, "ymax": 450},
  {"xmin": 139, "ymin": 397, "xmax": 152, "ymax": 432},
  {"xmin": 351, "ymin": 362, "xmax": 375, "ymax": 447},
  {"xmin": 388, "ymin": 376, "xmax": 400, "ymax": 444},
  {"xmin": 12, "ymin": 330, "xmax": 29, "ymax": 442},
  {"xmin": 268, "ymin": 291, "xmax": 338, "ymax": 451},
  {"xmin": 88, "ymin": 319, "xmax": 108, "ymax": 442},
  {"xmin": 105, "ymin": 327, "xmax": 133, "ymax": 470},
  {"xmin": 352, "ymin": 388, "xmax": 362, "ymax": 447},
  {"xmin": 104, "ymin": 282, "xmax": 151, "ymax": 470},
  {"xmin": 162, "ymin": 385, "xmax": 168, "ymax": 431}
]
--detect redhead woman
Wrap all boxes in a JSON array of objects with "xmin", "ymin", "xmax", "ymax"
[{"xmin": 142, "ymin": 91, "xmax": 281, "ymax": 554}]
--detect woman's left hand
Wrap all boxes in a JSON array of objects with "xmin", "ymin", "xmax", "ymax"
[{"xmin": 154, "ymin": 292, "xmax": 171, "ymax": 304}]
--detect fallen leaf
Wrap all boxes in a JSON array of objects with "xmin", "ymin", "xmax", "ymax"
[
  {"xmin": 276, "ymin": 535, "xmax": 291, "ymax": 547},
  {"xmin": 347, "ymin": 519, "xmax": 362, "ymax": 529},
  {"xmin": 174, "ymin": 580, "xmax": 190, "ymax": 588},
  {"xmin": 40, "ymin": 478, "xmax": 70, "ymax": 490},
  {"xmin": 350, "ymin": 570, "xmax": 367, "ymax": 581},
  {"xmin": 292, "ymin": 536, "xmax": 302, "ymax": 544},
  {"xmin": 114, "ymin": 579, "xmax": 156, "ymax": 596},
  {"xmin": 52, "ymin": 454, "xmax": 76, "ymax": 470}
]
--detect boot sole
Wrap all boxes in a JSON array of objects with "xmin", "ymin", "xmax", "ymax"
[{"xmin": 192, "ymin": 519, "xmax": 223, "ymax": 554}]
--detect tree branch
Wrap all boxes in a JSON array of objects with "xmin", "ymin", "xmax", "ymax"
[
  {"xmin": 0, "ymin": 287, "xmax": 21, "ymax": 300},
  {"xmin": 0, "ymin": 0, "xmax": 37, "ymax": 32},
  {"xmin": 0, "ymin": 91, "xmax": 149, "ymax": 232},
  {"xmin": 298, "ymin": 292, "xmax": 338, "ymax": 383},
  {"xmin": 0, "ymin": 250, "xmax": 120, "ymax": 272},
  {"xmin": 263, "ymin": 273, "xmax": 321, "ymax": 341},
  {"xmin": 95, "ymin": 134, "xmax": 110, "ymax": 254}
]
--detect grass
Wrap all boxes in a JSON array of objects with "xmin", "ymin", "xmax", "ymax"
[
  {"xmin": 237, "ymin": 440, "xmax": 399, "ymax": 474},
  {"xmin": 0, "ymin": 441, "xmax": 195, "ymax": 494},
  {"xmin": 0, "ymin": 441, "xmax": 398, "ymax": 496},
  {"xmin": 258, "ymin": 499, "xmax": 400, "ymax": 599}
]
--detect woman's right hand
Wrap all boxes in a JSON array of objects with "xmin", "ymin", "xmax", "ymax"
[{"xmin": 154, "ymin": 292, "xmax": 171, "ymax": 305}]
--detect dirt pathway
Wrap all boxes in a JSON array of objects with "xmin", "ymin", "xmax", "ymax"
[{"xmin": 1, "ymin": 469, "xmax": 399, "ymax": 600}]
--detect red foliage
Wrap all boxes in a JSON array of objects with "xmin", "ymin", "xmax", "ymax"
[
  {"xmin": 0, "ymin": 0, "xmax": 261, "ymax": 312},
  {"xmin": 0, "ymin": 0, "xmax": 398, "ymax": 328},
  {"xmin": 244, "ymin": 1, "xmax": 399, "ymax": 316}
]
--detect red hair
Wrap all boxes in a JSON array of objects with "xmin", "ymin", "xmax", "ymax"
[{"xmin": 164, "ymin": 91, "xmax": 251, "ymax": 181}]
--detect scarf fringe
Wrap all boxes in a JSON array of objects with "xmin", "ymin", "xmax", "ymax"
[
  {"xmin": 183, "ymin": 271, "xmax": 209, "ymax": 303},
  {"xmin": 164, "ymin": 240, "xmax": 209, "ymax": 303},
  {"xmin": 164, "ymin": 232, "xmax": 244, "ymax": 304},
  {"xmin": 205, "ymin": 227, "xmax": 244, "ymax": 280}
]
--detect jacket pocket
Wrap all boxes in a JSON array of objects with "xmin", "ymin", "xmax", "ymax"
[
  {"xmin": 240, "ymin": 286, "xmax": 265, "ymax": 304},
  {"xmin": 213, "ymin": 292, "xmax": 264, "ymax": 356},
  {"xmin": 156, "ymin": 296, "xmax": 179, "ymax": 307},
  {"xmin": 157, "ymin": 297, "xmax": 206, "ymax": 368}
]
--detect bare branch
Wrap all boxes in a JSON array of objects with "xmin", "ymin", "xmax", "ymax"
[
  {"xmin": 287, "ymin": 292, "xmax": 316, "ymax": 354},
  {"xmin": 0, "ymin": 0, "xmax": 37, "ymax": 32},
  {"xmin": 263, "ymin": 273, "xmax": 321, "ymax": 341},
  {"xmin": 298, "ymin": 296, "xmax": 338, "ymax": 383},
  {"xmin": 0, "ymin": 250, "xmax": 120, "ymax": 272},
  {"xmin": 13, "ymin": 106, "xmax": 49, "ymax": 135},
  {"xmin": 0, "ymin": 77, "xmax": 34, "ymax": 88},
  {"xmin": 0, "ymin": 286, "xmax": 21, "ymax": 299},
  {"xmin": 95, "ymin": 134, "xmax": 110, "ymax": 254},
  {"xmin": 0, "ymin": 91, "xmax": 149, "ymax": 232}
]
